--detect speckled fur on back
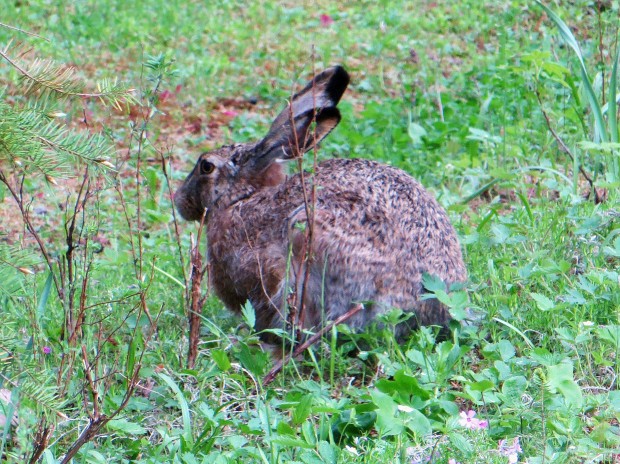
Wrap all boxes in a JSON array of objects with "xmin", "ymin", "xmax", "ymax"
[{"xmin": 174, "ymin": 66, "xmax": 467, "ymax": 341}]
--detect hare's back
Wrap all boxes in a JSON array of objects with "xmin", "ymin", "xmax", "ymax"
[{"xmin": 285, "ymin": 158, "xmax": 466, "ymax": 285}]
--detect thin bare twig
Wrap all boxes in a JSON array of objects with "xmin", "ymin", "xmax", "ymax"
[
  {"xmin": 187, "ymin": 209, "xmax": 209, "ymax": 369},
  {"xmin": 0, "ymin": 169, "xmax": 63, "ymax": 299},
  {"xmin": 64, "ymin": 169, "xmax": 90, "ymax": 345},
  {"xmin": 263, "ymin": 304, "xmax": 363, "ymax": 386},
  {"xmin": 534, "ymin": 88, "xmax": 601, "ymax": 202},
  {"xmin": 302, "ymin": 56, "xmax": 319, "ymax": 334},
  {"xmin": 287, "ymin": 80, "xmax": 318, "ymax": 342},
  {"xmin": 27, "ymin": 420, "xmax": 55, "ymax": 464},
  {"xmin": 59, "ymin": 304, "xmax": 163, "ymax": 464},
  {"xmin": 160, "ymin": 151, "xmax": 189, "ymax": 295}
]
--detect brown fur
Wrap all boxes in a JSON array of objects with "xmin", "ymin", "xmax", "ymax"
[{"xmin": 174, "ymin": 66, "xmax": 467, "ymax": 340}]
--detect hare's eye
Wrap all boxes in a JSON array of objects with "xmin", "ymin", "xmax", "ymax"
[{"xmin": 200, "ymin": 160, "xmax": 215, "ymax": 175}]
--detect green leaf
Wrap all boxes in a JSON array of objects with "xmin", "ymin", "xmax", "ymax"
[
  {"xmin": 422, "ymin": 273, "xmax": 447, "ymax": 292},
  {"xmin": 492, "ymin": 318, "xmax": 534, "ymax": 349},
  {"xmin": 85, "ymin": 450, "xmax": 107, "ymax": 463},
  {"xmin": 241, "ymin": 301, "xmax": 256, "ymax": 329},
  {"xmin": 431, "ymin": 289, "xmax": 452, "ymax": 306},
  {"xmin": 370, "ymin": 390, "xmax": 404, "ymax": 437},
  {"xmin": 292, "ymin": 394, "xmax": 313, "ymax": 426},
  {"xmin": 603, "ymin": 236, "xmax": 620, "ymax": 258},
  {"xmin": 408, "ymin": 111, "xmax": 427, "ymax": 145},
  {"xmin": 468, "ymin": 380, "xmax": 495, "ymax": 393},
  {"xmin": 276, "ymin": 421, "xmax": 296, "ymax": 436},
  {"xmin": 466, "ymin": 127, "xmax": 501, "ymax": 145},
  {"xmin": 317, "ymin": 441, "xmax": 338, "ymax": 464},
  {"xmin": 449, "ymin": 431, "xmax": 474, "ymax": 454},
  {"xmin": 609, "ymin": 391, "xmax": 620, "ymax": 413},
  {"xmin": 107, "ymin": 418, "xmax": 147, "ymax": 435},
  {"xmin": 126, "ymin": 326, "xmax": 142, "ymax": 385},
  {"xmin": 236, "ymin": 342, "xmax": 269, "ymax": 377},
  {"xmin": 497, "ymin": 339, "xmax": 516, "ymax": 361},
  {"xmin": 270, "ymin": 435, "xmax": 313, "ymax": 449},
  {"xmin": 41, "ymin": 450, "xmax": 57, "ymax": 464},
  {"xmin": 300, "ymin": 451, "xmax": 323, "ymax": 464},
  {"xmin": 501, "ymin": 376, "xmax": 528, "ymax": 404},
  {"xmin": 491, "ymin": 224, "xmax": 512, "ymax": 244},
  {"xmin": 590, "ymin": 422, "xmax": 620, "ymax": 446},
  {"xmin": 405, "ymin": 349, "xmax": 427, "ymax": 368},
  {"xmin": 482, "ymin": 340, "xmax": 516, "ymax": 361},
  {"xmin": 211, "ymin": 349, "xmax": 231, "ymax": 372},
  {"xmin": 301, "ymin": 420, "xmax": 317, "ymax": 446},
  {"xmin": 529, "ymin": 347, "xmax": 564, "ymax": 367},
  {"xmin": 547, "ymin": 362, "xmax": 583, "ymax": 410},
  {"xmin": 597, "ymin": 325, "xmax": 620, "ymax": 350},
  {"xmin": 448, "ymin": 291, "xmax": 469, "ymax": 311},
  {"xmin": 541, "ymin": 61, "xmax": 570, "ymax": 79},
  {"xmin": 530, "ymin": 292, "xmax": 555, "ymax": 311},
  {"xmin": 375, "ymin": 370, "xmax": 431, "ymax": 401},
  {"xmin": 402, "ymin": 407, "xmax": 432, "ymax": 438}
]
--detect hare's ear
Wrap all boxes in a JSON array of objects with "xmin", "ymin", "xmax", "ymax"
[
  {"xmin": 249, "ymin": 66, "xmax": 349, "ymax": 171},
  {"xmin": 268, "ymin": 66, "xmax": 349, "ymax": 135}
]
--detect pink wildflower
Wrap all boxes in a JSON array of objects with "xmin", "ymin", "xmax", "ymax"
[
  {"xmin": 159, "ymin": 89, "xmax": 173, "ymax": 102},
  {"xmin": 43, "ymin": 346, "xmax": 51, "ymax": 355},
  {"xmin": 498, "ymin": 437, "xmax": 521, "ymax": 463},
  {"xmin": 458, "ymin": 410, "xmax": 488, "ymax": 430},
  {"xmin": 320, "ymin": 14, "xmax": 334, "ymax": 27},
  {"xmin": 448, "ymin": 459, "xmax": 461, "ymax": 464},
  {"xmin": 222, "ymin": 110, "xmax": 239, "ymax": 117}
]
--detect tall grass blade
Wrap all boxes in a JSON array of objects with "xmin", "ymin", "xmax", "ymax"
[
  {"xmin": 536, "ymin": 1, "xmax": 608, "ymax": 143},
  {"xmin": 158, "ymin": 373, "xmax": 192, "ymax": 443},
  {"xmin": 609, "ymin": 43, "xmax": 620, "ymax": 179},
  {"xmin": 609, "ymin": 44, "xmax": 619, "ymax": 143},
  {"xmin": 493, "ymin": 318, "xmax": 534, "ymax": 349},
  {"xmin": 0, "ymin": 388, "xmax": 17, "ymax": 459},
  {"xmin": 37, "ymin": 272, "xmax": 53, "ymax": 321},
  {"xmin": 42, "ymin": 450, "xmax": 58, "ymax": 463}
]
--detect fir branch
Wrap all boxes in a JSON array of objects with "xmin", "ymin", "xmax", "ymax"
[
  {"xmin": 19, "ymin": 381, "xmax": 68, "ymax": 419},
  {"xmin": 0, "ymin": 242, "xmax": 41, "ymax": 296},
  {"xmin": 0, "ymin": 22, "xmax": 49, "ymax": 41},
  {"xmin": 0, "ymin": 373, "xmax": 67, "ymax": 420},
  {"xmin": 0, "ymin": 49, "xmax": 137, "ymax": 106},
  {"xmin": 0, "ymin": 100, "xmax": 116, "ymax": 178}
]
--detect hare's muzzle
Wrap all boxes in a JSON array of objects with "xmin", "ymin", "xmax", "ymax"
[{"xmin": 173, "ymin": 185, "xmax": 202, "ymax": 222}]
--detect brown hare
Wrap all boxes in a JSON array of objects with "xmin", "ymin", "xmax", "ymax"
[{"xmin": 174, "ymin": 66, "xmax": 467, "ymax": 341}]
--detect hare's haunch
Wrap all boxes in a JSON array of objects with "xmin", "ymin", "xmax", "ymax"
[{"xmin": 175, "ymin": 66, "xmax": 466, "ymax": 340}]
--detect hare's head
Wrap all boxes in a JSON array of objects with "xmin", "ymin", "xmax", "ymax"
[{"xmin": 174, "ymin": 66, "xmax": 350, "ymax": 221}]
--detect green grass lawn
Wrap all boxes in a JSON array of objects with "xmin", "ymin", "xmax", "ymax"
[{"xmin": 0, "ymin": 1, "xmax": 619, "ymax": 463}]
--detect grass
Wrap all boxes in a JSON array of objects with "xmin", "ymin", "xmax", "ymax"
[{"xmin": 0, "ymin": 0, "xmax": 619, "ymax": 463}]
